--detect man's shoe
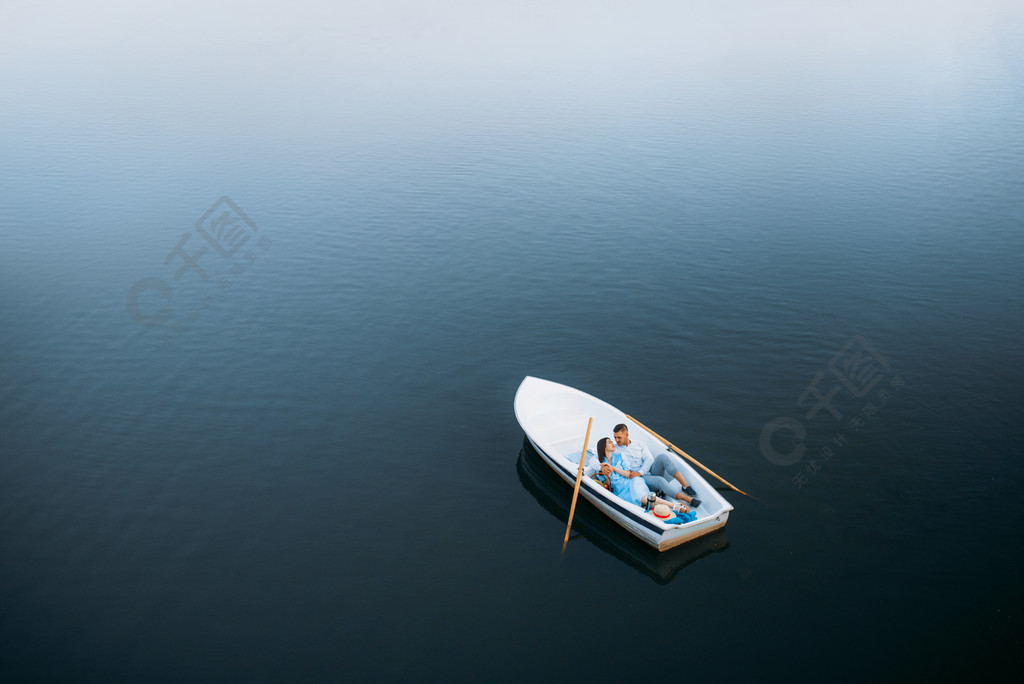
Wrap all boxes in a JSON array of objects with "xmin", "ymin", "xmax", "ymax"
[
  {"xmin": 690, "ymin": 498, "xmax": 702, "ymax": 509},
  {"xmin": 683, "ymin": 486, "xmax": 696, "ymax": 496}
]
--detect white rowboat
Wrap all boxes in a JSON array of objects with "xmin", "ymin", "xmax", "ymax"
[{"xmin": 514, "ymin": 376, "xmax": 734, "ymax": 551}]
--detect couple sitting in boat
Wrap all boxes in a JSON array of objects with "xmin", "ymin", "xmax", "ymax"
[{"xmin": 593, "ymin": 424, "xmax": 702, "ymax": 514}]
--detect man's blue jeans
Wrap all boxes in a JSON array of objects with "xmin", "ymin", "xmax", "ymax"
[{"xmin": 642, "ymin": 452, "xmax": 685, "ymax": 498}]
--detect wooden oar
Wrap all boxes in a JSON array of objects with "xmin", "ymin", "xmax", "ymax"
[
  {"xmin": 562, "ymin": 417, "xmax": 594, "ymax": 551},
  {"xmin": 626, "ymin": 414, "xmax": 753, "ymax": 499}
]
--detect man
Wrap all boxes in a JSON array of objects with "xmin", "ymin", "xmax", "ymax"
[{"xmin": 611, "ymin": 423, "xmax": 701, "ymax": 508}]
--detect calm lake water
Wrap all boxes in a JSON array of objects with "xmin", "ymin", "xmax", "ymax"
[{"xmin": 2, "ymin": 2, "xmax": 1022, "ymax": 680}]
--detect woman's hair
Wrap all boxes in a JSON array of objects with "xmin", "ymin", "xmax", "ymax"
[{"xmin": 596, "ymin": 437, "xmax": 611, "ymax": 463}]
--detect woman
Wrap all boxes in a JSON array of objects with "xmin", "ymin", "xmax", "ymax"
[{"xmin": 595, "ymin": 437, "xmax": 690, "ymax": 515}]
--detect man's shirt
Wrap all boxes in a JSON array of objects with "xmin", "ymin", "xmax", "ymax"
[{"xmin": 615, "ymin": 440, "xmax": 655, "ymax": 475}]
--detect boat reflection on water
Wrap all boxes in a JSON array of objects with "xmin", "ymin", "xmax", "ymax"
[{"xmin": 517, "ymin": 437, "xmax": 729, "ymax": 584}]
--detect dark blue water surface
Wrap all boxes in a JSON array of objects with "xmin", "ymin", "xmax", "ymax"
[{"xmin": 2, "ymin": 2, "xmax": 1023, "ymax": 680}]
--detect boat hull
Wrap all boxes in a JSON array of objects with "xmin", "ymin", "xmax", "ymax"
[{"xmin": 514, "ymin": 376, "xmax": 735, "ymax": 552}]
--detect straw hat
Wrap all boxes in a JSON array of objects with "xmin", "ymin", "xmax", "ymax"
[{"xmin": 652, "ymin": 504, "xmax": 675, "ymax": 520}]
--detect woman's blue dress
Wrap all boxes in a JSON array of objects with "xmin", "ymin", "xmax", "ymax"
[{"xmin": 607, "ymin": 452, "xmax": 652, "ymax": 506}]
